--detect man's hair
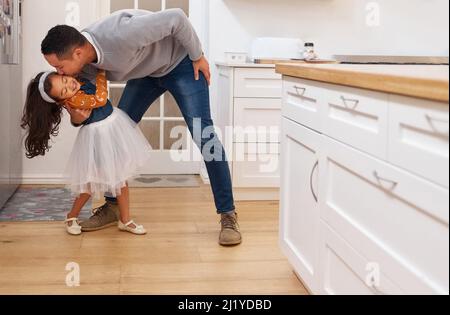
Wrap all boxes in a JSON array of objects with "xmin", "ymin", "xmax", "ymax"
[{"xmin": 41, "ymin": 25, "xmax": 87, "ymax": 59}]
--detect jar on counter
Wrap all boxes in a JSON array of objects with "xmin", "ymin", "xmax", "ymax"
[{"xmin": 303, "ymin": 42, "xmax": 318, "ymax": 61}]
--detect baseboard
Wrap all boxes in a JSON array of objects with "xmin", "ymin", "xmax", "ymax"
[
  {"xmin": 14, "ymin": 175, "xmax": 66, "ymax": 185},
  {"xmin": 234, "ymin": 187, "xmax": 280, "ymax": 201}
]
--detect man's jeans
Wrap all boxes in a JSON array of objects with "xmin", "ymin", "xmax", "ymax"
[{"xmin": 105, "ymin": 55, "xmax": 235, "ymax": 214}]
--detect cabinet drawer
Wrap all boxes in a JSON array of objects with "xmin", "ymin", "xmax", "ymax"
[
  {"xmin": 319, "ymin": 223, "xmax": 403, "ymax": 295},
  {"xmin": 321, "ymin": 137, "xmax": 449, "ymax": 294},
  {"xmin": 282, "ymin": 77, "xmax": 326, "ymax": 132},
  {"xmin": 234, "ymin": 98, "xmax": 282, "ymax": 143},
  {"xmin": 388, "ymin": 95, "xmax": 449, "ymax": 188},
  {"xmin": 234, "ymin": 68, "xmax": 282, "ymax": 98},
  {"xmin": 323, "ymin": 85, "xmax": 389, "ymax": 160},
  {"xmin": 232, "ymin": 143, "xmax": 280, "ymax": 188}
]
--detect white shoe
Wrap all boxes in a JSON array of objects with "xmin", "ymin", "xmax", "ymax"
[
  {"xmin": 118, "ymin": 220, "xmax": 147, "ymax": 235},
  {"xmin": 65, "ymin": 217, "xmax": 82, "ymax": 235}
]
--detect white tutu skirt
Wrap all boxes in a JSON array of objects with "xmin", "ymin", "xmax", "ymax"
[{"xmin": 64, "ymin": 107, "xmax": 152, "ymax": 198}]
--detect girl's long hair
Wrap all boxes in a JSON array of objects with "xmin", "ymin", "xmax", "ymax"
[{"xmin": 20, "ymin": 72, "xmax": 63, "ymax": 159}]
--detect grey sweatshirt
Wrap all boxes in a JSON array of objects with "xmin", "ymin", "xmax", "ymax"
[{"xmin": 80, "ymin": 8, "xmax": 203, "ymax": 82}]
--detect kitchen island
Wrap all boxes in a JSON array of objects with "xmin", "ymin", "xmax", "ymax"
[{"xmin": 275, "ymin": 63, "xmax": 449, "ymax": 295}]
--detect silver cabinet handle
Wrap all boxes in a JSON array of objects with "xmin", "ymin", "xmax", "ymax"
[
  {"xmin": 310, "ymin": 160, "xmax": 319, "ymax": 203},
  {"xmin": 373, "ymin": 171, "xmax": 398, "ymax": 190},
  {"xmin": 425, "ymin": 114, "xmax": 449, "ymax": 134},
  {"xmin": 293, "ymin": 85, "xmax": 306, "ymax": 95},
  {"xmin": 340, "ymin": 95, "xmax": 360, "ymax": 110},
  {"xmin": 291, "ymin": 85, "xmax": 318, "ymax": 103}
]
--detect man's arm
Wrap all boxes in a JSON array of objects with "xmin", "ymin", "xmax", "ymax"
[{"xmin": 122, "ymin": 8, "xmax": 203, "ymax": 61}]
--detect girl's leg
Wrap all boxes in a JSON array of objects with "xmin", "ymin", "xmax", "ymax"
[
  {"xmin": 116, "ymin": 183, "xmax": 146, "ymax": 234},
  {"xmin": 116, "ymin": 182, "xmax": 134, "ymax": 226},
  {"xmin": 65, "ymin": 193, "xmax": 90, "ymax": 234},
  {"xmin": 67, "ymin": 193, "xmax": 91, "ymax": 220}
]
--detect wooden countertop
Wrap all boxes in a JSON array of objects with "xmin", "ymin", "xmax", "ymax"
[{"xmin": 275, "ymin": 63, "xmax": 449, "ymax": 103}]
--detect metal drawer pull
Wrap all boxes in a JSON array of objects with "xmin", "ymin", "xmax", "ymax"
[
  {"xmin": 373, "ymin": 171, "xmax": 398, "ymax": 190},
  {"xmin": 310, "ymin": 160, "xmax": 319, "ymax": 203},
  {"xmin": 425, "ymin": 114, "xmax": 449, "ymax": 134},
  {"xmin": 293, "ymin": 86, "xmax": 306, "ymax": 95},
  {"xmin": 340, "ymin": 96, "xmax": 360, "ymax": 110}
]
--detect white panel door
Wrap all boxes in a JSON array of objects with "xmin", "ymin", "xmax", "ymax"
[
  {"xmin": 279, "ymin": 117, "xmax": 322, "ymax": 294},
  {"xmin": 319, "ymin": 222, "xmax": 404, "ymax": 295},
  {"xmin": 321, "ymin": 136, "xmax": 449, "ymax": 294}
]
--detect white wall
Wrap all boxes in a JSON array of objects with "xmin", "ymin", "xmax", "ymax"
[
  {"xmin": 20, "ymin": 0, "xmax": 102, "ymax": 183},
  {"xmin": 206, "ymin": 0, "xmax": 449, "ymax": 117},
  {"xmin": 208, "ymin": 0, "xmax": 449, "ymax": 60}
]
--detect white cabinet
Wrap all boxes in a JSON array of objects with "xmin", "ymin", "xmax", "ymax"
[
  {"xmin": 216, "ymin": 63, "xmax": 282, "ymax": 200},
  {"xmin": 388, "ymin": 95, "xmax": 449, "ymax": 188},
  {"xmin": 282, "ymin": 77, "xmax": 325, "ymax": 133},
  {"xmin": 319, "ymin": 223, "xmax": 404, "ymax": 295},
  {"xmin": 279, "ymin": 118, "xmax": 322, "ymax": 293},
  {"xmin": 233, "ymin": 143, "xmax": 280, "ymax": 188},
  {"xmin": 233, "ymin": 98, "xmax": 282, "ymax": 143},
  {"xmin": 321, "ymin": 136, "xmax": 449, "ymax": 295},
  {"xmin": 323, "ymin": 84, "xmax": 389, "ymax": 160},
  {"xmin": 280, "ymin": 75, "xmax": 450, "ymax": 295},
  {"xmin": 234, "ymin": 68, "xmax": 282, "ymax": 98}
]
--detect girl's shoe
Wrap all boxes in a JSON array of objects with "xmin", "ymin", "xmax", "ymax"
[
  {"xmin": 118, "ymin": 220, "xmax": 147, "ymax": 235},
  {"xmin": 65, "ymin": 217, "xmax": 82, "ymax": 235}
]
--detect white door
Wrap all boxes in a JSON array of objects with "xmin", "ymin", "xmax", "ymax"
[
  {"xmin": 107, "ymin": 0, "xmax": 201, "ymax": 174},
  {"xmin": 279, "ymin": 117, "xmax": 322, "ymax": 294}
]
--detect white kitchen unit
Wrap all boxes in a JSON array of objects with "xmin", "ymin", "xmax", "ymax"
[
  {"xmin": 277, "ymin": 64, "xmax": 449, "ymax": 295},
  {"xmin": 216, "ymin": 62, "xmax": 282, "ymax": 200}
]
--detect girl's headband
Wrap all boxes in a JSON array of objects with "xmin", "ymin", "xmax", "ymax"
[{"xmin": 38, "ymin": 72, "xmax": 56, "ymax": 103}]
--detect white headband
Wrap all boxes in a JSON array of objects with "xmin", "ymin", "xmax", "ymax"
[{"xmin": 38, "ymin": 71, "xmax": 56, "ymax": 103}]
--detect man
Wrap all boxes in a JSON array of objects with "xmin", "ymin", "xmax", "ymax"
[{"xmin": 41, "ymin": 8, "xmax": 241, "ymax": 246}]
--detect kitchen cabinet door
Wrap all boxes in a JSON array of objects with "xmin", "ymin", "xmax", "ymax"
[
  {"xmin": 279, "ymin": 117, "xmax": 323, "ymax": 294},
  {"xmin": 320, "ymin": 136, "xmax": 449, "ymax": 295},
  {"xmin": 318, "ymin": 222, "xmax": 403, "ymax": 295}
]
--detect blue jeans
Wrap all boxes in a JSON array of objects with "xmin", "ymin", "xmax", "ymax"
[{"xmin": 105, "ymin": 55, "xmax": 235, "ymax": 214}]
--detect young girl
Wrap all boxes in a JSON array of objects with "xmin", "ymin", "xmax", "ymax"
[{"xmin": 21, "ymin": 70, "xmax": 151, "ymax": 235}]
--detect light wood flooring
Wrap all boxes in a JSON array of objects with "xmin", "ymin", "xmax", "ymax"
[{"xmin": 0, "ymin": 184, "xmax": 308, "ymax": 295}]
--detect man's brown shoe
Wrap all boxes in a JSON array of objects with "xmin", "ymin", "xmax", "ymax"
[
  {"xmin": 219, "ymin": 212, "xmax": 242, "ymax": 246},
  {"xmin": 80, "ymin": 202, "xmax": 120, "ymax": 232}
]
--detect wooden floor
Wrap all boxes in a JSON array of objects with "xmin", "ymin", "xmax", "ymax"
[{"xmin": 0, "ymin": 184, "xmax": 308, "ymax": 295}]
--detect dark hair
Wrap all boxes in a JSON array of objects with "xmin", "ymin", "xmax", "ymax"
[
  {"xmin": 20, "ymin": 72, "xmax": 63, "ymax": 159},
  {"xmin": 41, "ymin": 25, "xmax": 87, "ymax": 59}
]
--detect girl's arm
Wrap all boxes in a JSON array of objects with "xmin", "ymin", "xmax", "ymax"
[{"xmin": 64, "ymin": 70, "xmax": 109, "ymax": 109}]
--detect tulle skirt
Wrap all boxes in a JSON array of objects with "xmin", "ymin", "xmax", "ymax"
[{"xmin": 64, "ymin": 107, "xmax": 152, "ymax": 198}]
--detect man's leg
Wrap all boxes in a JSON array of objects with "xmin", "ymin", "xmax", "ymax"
[
  {"xmin": 80, "ymin": 77, "xmax": 166, "ymax": 232},
  {"xmin": 162, "ymin": 56, "xmax": 241, "ymax": 245}
]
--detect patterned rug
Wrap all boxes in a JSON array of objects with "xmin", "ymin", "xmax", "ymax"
[
  {"xmin": 0, "ymin": 187, "xmax": 92, "ymax": 222},
  {"xmin": 128, "ymin": 175, "xmax": 201, "ymax": 188}
]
